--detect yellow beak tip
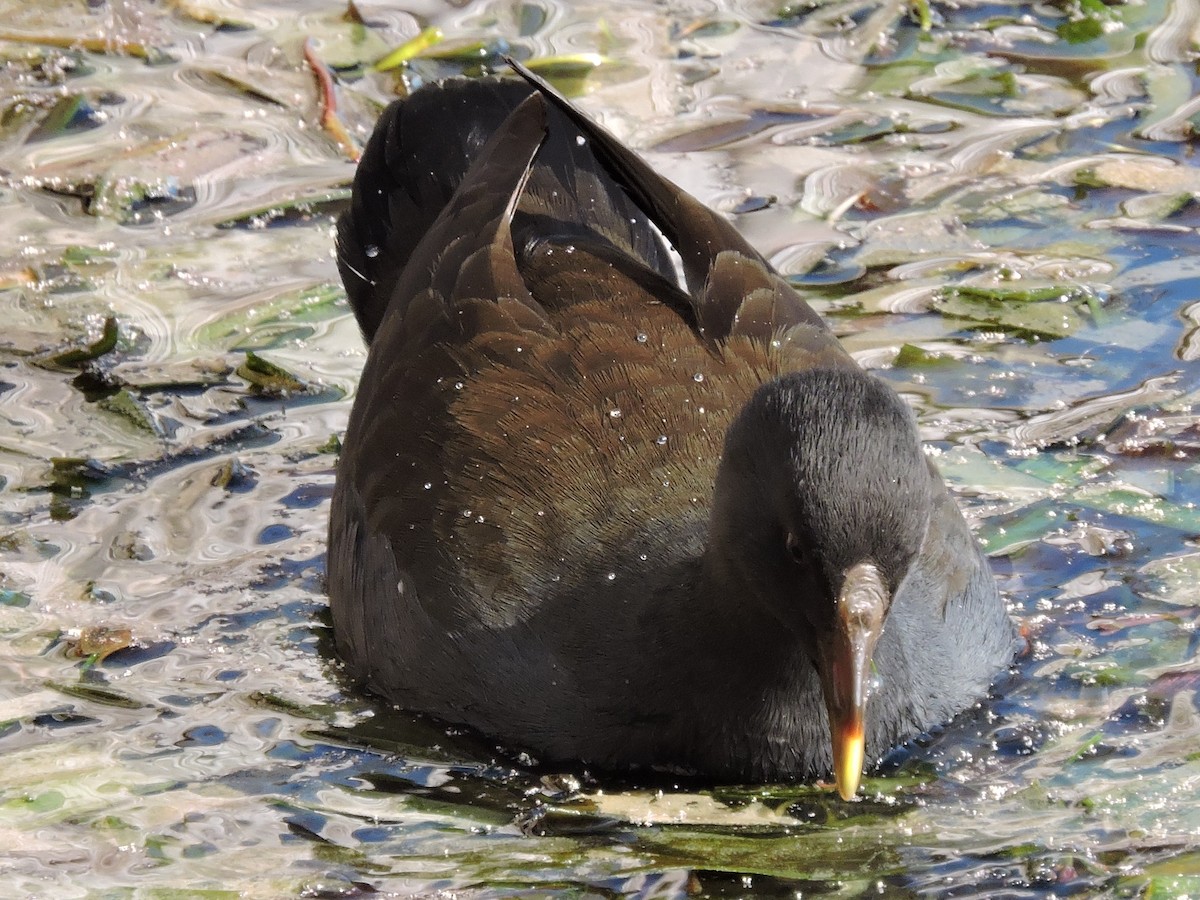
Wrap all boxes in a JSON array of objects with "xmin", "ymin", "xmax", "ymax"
[{"xmin": 832, "ymin": 732, "xmax": 865, "ymax": 801}]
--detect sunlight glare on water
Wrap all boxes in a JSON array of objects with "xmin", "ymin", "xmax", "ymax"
[{"xmin": 1, "ymin": 0, "xmax": 1199, "ymax": 895}]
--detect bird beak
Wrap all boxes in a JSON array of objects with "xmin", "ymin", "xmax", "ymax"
[{"xmin": 817, "ymin": 560, "xmax": 888, "ymax": 801}]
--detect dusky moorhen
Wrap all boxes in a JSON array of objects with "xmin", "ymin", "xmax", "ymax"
[{"xmin": 329, "ymin": 61, "xmax": 1017, "ymax": 799}]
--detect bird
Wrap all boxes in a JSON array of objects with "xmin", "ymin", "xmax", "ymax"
[{"xmin": 327, "ymin": 59, "xmax": 1017, "ymax": 800}]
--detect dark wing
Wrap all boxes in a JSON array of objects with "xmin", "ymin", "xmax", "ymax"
[
  {"xmin": 387, "ymin": 91, "xmax": 550, "ymax": 326},
  {"xmin": 336, "ymin": 85, "xmax": 547, "ymax": 344},
  {"xmin": 330, "ymin": 92, "xmax": 562, "ymax": 656},
  {"xmin": 337, "ymin": 77, "xmax": 679, "ymax": 343},
  {"xmin": 505, "ymin": 58, "xmax": 846, "ymax": 361},
  {"xmin": 332, "ymin": 68, "xmax": 860, "ymax": 673}
]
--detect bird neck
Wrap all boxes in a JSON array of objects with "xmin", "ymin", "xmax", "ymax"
[
  {"xmin": 629, "ymin": 549, "xmax": 826, "ymax": 780},
  {"xmin": 690, "ymin": 541, "xmax": 811, "ymax": 683}
]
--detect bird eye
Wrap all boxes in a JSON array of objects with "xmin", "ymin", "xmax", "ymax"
[{"xmin": 785, "ymin": 532, "xmax": 808, "ymax": 565}]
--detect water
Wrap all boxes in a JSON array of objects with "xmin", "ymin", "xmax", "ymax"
[{"xmin": 1, "ymin": 0, "xmax": 1199, "ymax": 895}]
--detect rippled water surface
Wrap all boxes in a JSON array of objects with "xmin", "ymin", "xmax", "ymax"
[{"xmin": 2, "ymin": 0, "xmax": 1200, "ymax": 895}]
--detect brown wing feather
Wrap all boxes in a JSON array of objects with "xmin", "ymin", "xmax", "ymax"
[
  {"xmin": 504, "ymin": 59, "xmax": 841, "ymax": 354},
  {"xmin": 335, "ymin": 69, "xmax": 864, "ymax": 655},
  {"xmin": 505, "ymin": 59, "xmax": 763, "ymax": 297},
  {"xmin": 428, "ymin": 262, "xmax": 848, "ymax": 630},
  {"xmin": 395, "ymin": 92, "xmax": 549, "ymax": 324}
]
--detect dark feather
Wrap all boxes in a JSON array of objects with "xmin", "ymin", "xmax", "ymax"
[{"xmin": 328, "ymin": 64, "xmax": 1017, "ymax": 784}]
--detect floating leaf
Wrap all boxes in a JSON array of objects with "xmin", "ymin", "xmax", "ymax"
[
  {"xmin": 1064, "ymin": 659, "xmax": 1140, "ymax": 687},
  {"xmin": 1074, "ymin": 483, "xmax": 1200, "ymax": 533},
  {"xmin": 47, "ymin": 681, "xmax": 145, "ymax": 708},
  {"xmin": 1055, "ymin": 0, "xmax": 1123, "ymax": 43},
  {"xmin": 7, "ymin": 790, "xmax": 65, "ymax": 813},
  {"xmin": 1137, "ymin": 553, "xmax": 1200, "ymax": 606},
  {"xmin": 47, "ymin": 457, "xmax": 119, "ymax": 493},
  {"xmin": 36, "ymin": 316, "xmax": 119, "ymax": 369},
  {"xmin": 166, "ymin": 0, "xmax": 253, "ymax": 30},
  {"xmin": 1065, "ymin": 731, "xmax": 1104, "ymax": 762},
  {"xmin": 1136, "ymin": 65, "xmax": 1199, "ymax": 142},
  {"xmin": 1138, "ymin": 848, "xmax": 1200, "ymax": 877},
  {"xmin": 60, "ymin": 245, "xmax": 118, "ymax": 266},
  {"xmin": 97, "ymin": 389, "xmax": 158, "ymax": 434},
  {"xmin": 36, "ymin": 128, "xmax": 268, "ymax": 222},
  {"xmin": 1074, "ymin": 157, "xmax": 1200, "ymax": 193},
  {"xmin": 1058, "ymin": 15, "xmax": 1104, "ymax": 43},
  {"xmin": 60, "ymin": 626, "xmax": 134, "ymax": 663},
  {"xmin": 373, "ymin": 26, "xmax": 444, "ymax": 72},
  {"xmin": 236, "ymin": 351, "xmax": 306, "ymax": 395},
  {"xmin": 653, "ymin": 111, "xmax": 803, "ymax": 153},
  {"xmin": 416, "ymin": 39, "xmax": 497, "ymax": 63},
  {"xmin": 90, "ymin": 176, "xmax": 197, "ymax": 223},
  {"xmin": 196, "ymin": 284, "xmax": 344, "ymax": 349},
  {"xmin": 215, "ymin": 188, "xmax": 350, "ymax": 230},
  {"xmin": 0, "ymin": 589, "xmax": 31, "ymax": 608},
  {"xmin": 25, "ymin": 94, "xmax": 100, "ymax": 143},
  {"xmin": 1142, "ymin": 877, "xmax": 1200, "ymax": 899},
  {"xmin": 44, "ymin": 458, "xmax": 128, "ymax": 522},
  {"xmin": 932, "ymin": 284, "xmax": 1096, "ymax": 340},
  {"xmin": 184, "ymin": 67, "xmax": 290, "ymax": 106},
  {"xmin": 525, "ymin": 53, "xmax": 612, "ymax": 78},
  {"xmin": 0, "ymin": 30, "xmax": 163, "ymax": 62},
  {"xmin": 247, "ymin": 690, "xmax": 337, "ymax": 722},
  {"xmin": 109, "ymin": 358, "xmax": 233, "ymax": 392},
  {"xmin": 1104, "ymin": 410, "xmax": 1200, "ymax": 457},
  {"xmin": 0, "ymin": 267, "xmax": 37, "ymax": 290},
  {"xmin": 893, "ymin": 343, "xmax": 955, "ymax": 367},
  {"xmin": 982, "ymin": 500, "xmax": 1072, "ymax": 555},
  {"xmin": 1120, "ymin": 192, "xmax": 1193, "ymax": 222},
  {"xmin": 678, "ymin": 19, "xmax": 740, "ymax": 39},
  {"xmin": 209, "ymin": 457, "xmax": 255, "ymax": 490}
]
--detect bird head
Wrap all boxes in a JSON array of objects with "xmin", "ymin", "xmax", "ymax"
[{"xmin": 708, "ymin": 367, "xmax": 934, "ymax": 799}]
